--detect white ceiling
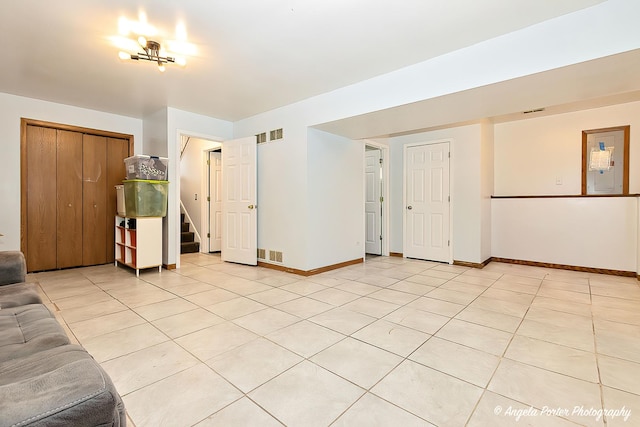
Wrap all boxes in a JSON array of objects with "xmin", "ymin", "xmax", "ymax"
[{"xmin": 0, "ymin": 0, "xmax": 610, "ymax": 126}]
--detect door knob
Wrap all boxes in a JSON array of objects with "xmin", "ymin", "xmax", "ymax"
[
  {"xmin": 407, "ymin": 206, "xmax": 413, "ymax": 210},
  {"xmin": 248, "ymin": 205, "xmax": 255, "ymax": 210}
]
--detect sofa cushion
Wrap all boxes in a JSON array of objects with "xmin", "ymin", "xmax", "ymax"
[
  {"xmin": 0, "ymin": 304, "xmax": 69, "ymax": 363},
  {"xmin": 0, "ymin": 282, "xmax": 43, "ymax": 309},
  {"xmin": 0, "ymin": 345, "xmax": 125, "ymax": 426},
  {"xmin": 0, "ymin": 251, "xmax": 27, "ymax": 286}
]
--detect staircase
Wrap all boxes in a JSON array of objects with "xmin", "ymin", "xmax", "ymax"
[{"xmin": 180, "ymin": 213, "xmax": 200, "ymax": 254}]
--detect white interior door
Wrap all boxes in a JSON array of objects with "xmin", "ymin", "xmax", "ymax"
[
  {"xmin": 208, "ymin": 151, "xmax": 222, "ymax": 252},
  {"xmin": 222, "ymin": 137, "xmax": 257, "ymax": 265},
  {"xmin": 404, "ymin": 142, "xmax": 450, "ymax": 262},
  {"xmin": 365, "ymin": 148, "xmax": 382, "ymax": 255}
]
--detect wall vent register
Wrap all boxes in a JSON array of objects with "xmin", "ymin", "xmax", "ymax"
[
  {"xmin": 256, "ymin": 133, "xmax": 267, "ymax": 144},
  {"xmin": 270, "ymin": 128, "xmax": 283, "ymax": 141},
  {"xmin": 269, "ymin": 250, "xmax": 283, "ymax": 263}
]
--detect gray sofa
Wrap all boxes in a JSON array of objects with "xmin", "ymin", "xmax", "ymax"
[{"xmin": 0, "ymin": 251, "xmax": 126, "ymax": 426}]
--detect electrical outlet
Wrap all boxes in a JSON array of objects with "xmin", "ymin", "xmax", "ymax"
[{"xmin": 195, "ymin": 193, "xmax": 198, "ymax": 200}]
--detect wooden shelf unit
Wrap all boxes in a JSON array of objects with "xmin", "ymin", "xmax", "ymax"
[{"xmin": 115, "ymin": 215, "xmax": 162, "ymax": 276}]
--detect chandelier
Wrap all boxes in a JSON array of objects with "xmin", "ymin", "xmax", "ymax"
[
  {"xmin": 118, "ymin": 37, "xmax": 181, "ymax": 72},
  {"xmin": 112, "ymin": 13, "xmax": 193, "ymax": 73}
]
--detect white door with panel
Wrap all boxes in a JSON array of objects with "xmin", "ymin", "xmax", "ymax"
[
  {"xmin": 221, "ymin": 137, "xmax": 257, "ymax": 265},
  {"xmin": 404, "ymin": 142, "xmax": 450, "ymax": 262},
  {"xmin": 365, "ymin": 148, "xmax": 382, "ymax": 255},
  {"xmin": 208, "ymin": 151, "xmax": 222, "ymax": 252}
]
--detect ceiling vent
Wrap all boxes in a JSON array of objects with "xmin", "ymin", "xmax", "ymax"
[
  {"xmin": 523, "ymin": 108, "xmax": 545, "ymax": 114},
  {"xmin": 256, "ymin": 132, "xmax": 267, "ymax": 144}
]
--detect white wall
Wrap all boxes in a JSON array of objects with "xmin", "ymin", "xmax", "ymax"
[
  {"xmin": 166, "ymin": 108, "xmax": 233, "ymax": 267},
  {"xmin": 495, "ymin": 101, "xmax": 640, "ymax": 195},
  {"xmin": 232, "ymin": 0, "xmax": 637, "ymax": 271},
  {"xmin": 180, "ymin": 137, "xmax": 221, "ymax": 245},
  {"xmin": 492, "ymin": 101, "xmax": 640, "ymax": 272},
  {"xmin": 0, "ymin": 92, "xmax": 143, "ymax": 251},
  {"xmin": 143, "ymin": 109, "xmax": 169, "ymax": 263},
  {"xmin": 389, "ymin": 124, "xmax": 489, "ymax": 264},
  {"xmin": 306, "ymin": 129, "xmax": 363, "ymax": 270},
  {"xmin": 240, "ymin": 119, "xmax": 310, "ymax": 271},
  {"xmin": 492, "ymin": 198, "xmax": 637, "ymax": 271}
]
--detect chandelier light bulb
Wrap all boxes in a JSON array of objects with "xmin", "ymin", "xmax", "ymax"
[
  {"xmin": 118, "ymin": 51, "xmax": 131, "ymax": 60},
  {"xmin": 138, "ymin": 36, "xmax": 147, "ymax": 48},
  {"xmin": 158, "ymin": 64, "xmax": 166, "ymax": 72}
]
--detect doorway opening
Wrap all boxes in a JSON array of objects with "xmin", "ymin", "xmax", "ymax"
[
  {"xmin": 363, "ymin": 141, "xmax": 390, "ymax": 258},
  {"xmin": 178, "ymin": 134, "xmax": 221, "ymax": 257}
]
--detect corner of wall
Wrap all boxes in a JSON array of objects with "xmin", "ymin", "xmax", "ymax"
[{"xmin": 480, "ymin": 121, "xmax": 494, "ymax": 261}]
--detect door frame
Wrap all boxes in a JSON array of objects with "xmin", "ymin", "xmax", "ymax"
[
  {"xmin": 362, "ymin": 139, "xmax": 390, "ymax": 258},
  {"xmin": 175, "ymin": 130, "xmax": 224, "ymax": 268},
  {"xmin": 402, "ymin": 139, "xmax": 453, "ymax": 264}
]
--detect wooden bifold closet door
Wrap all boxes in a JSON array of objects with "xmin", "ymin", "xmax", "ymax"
[
  {"xmin": 56, "ymin": 130, "xmax": 83, "ymax": 269},
  {"xmin": 23, "ymin": 122, "xmax": 131, "ymax": 272}
]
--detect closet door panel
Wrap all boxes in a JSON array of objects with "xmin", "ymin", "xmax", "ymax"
[
  {"xmin": 106, "ymin": 138, "xmax": 130, "ymax": 263},
  {"xmin": 82, "ymin": 134, "xmax": 108, "ymax": 266},
  {"xmin": 26, "ymin": 126, "xmax": 57, "ymax": 271},
  {"xmin": 56, "ymin": 130, "xmax": 84, "ymax": 268}
]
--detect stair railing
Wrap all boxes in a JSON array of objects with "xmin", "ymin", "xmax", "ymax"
[{"xmin": 180, "ymin": 137, "xmax": 191, "ymax": 159}]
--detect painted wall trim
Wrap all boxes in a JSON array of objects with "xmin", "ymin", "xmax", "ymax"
[
  {"xmin": 258, "ymin": 258, "xmax": 363, "ymax": 276},
  {"xmin": 453, "ymin": 258, "xmax": 492, "ymax": 269},
  {"xmin": 491, "ymin": 257, "xmax": 636, "ymax": 278},
  {"xmin": 492, "ymin": 194, "xmax": 640, "ymax": 199}
]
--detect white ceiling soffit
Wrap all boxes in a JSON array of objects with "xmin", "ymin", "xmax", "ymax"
[
  {"xmin": 0, "ymin": 0, "xmax": 604, "ymax": 121},
  {"xmin": 312, "ymin": 49, "xmax": 640, "ymax": 139}
]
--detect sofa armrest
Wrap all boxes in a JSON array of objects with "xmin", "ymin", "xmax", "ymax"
[
  {"xmin": 0, "ymin": 282, "xmax": 43, "ymax": 308},
  {"xmin": 0, "ymin": 251, "xmax": 27, "ymax": 286}
]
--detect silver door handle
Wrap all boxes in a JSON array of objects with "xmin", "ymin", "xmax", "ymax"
[{"xmin": 407, "ymin": 206, "xmax": 413, "ymax": 210}]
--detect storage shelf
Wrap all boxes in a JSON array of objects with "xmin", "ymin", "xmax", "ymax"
[{"xmin": 114, "ymin": 215, "xmax": 162, "ymax": 277}]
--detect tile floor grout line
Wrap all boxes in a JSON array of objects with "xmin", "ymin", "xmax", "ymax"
[{"xmin": 32, "ymin": 255, "xmax": 640, "ymax": 426}]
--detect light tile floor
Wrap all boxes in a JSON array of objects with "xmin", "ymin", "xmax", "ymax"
[{"xmin": 29, "ymin": 254, "xmax": 640, "ymax": 427}]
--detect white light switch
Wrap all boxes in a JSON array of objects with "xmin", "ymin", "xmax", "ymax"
[{"xmin": 555, "ymin": 176, "xmax": 562, "ymax": 185}]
